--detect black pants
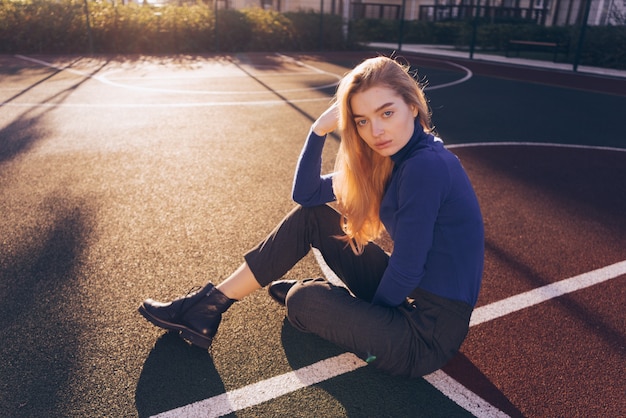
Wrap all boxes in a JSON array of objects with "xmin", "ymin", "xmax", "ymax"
[{"xmin": 244, "ymin": 205, "xmax": 472, "ymax": 378}]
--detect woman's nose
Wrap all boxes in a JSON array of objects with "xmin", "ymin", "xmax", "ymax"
[{"xmin": 371, "ymin": 120, "xmax": 384, "ymax": 137}]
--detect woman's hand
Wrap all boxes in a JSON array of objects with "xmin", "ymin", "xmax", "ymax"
[{"xmin": 312, "ymin": 104, "xmax": 339, "ymax": 137}]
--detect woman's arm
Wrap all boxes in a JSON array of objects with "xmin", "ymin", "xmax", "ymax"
[
  {"xmin": 311, "ymin": 104, "xmax": 339, "ymax": 137},
  {"xmin": 292, "ymin": 105, "xmax": 339, "ymax": 206}
]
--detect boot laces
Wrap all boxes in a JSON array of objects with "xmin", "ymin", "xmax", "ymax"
[{"xmin": 178, "ymin": 286, "xmax": 202, "ymax": 313}]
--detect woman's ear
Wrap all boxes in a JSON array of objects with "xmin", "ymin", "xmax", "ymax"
[{"xmin": 412, "ymin": 105, "xmax": 418, "ymax": 118}]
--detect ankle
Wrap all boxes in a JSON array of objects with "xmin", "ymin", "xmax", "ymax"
[
  {"xmin": 215, "ymin": 283, "xmax": 246, "ymax": 301},
  {"xmin": 210, "ymin": 286, "xmax": 238, "ymax": 307}
]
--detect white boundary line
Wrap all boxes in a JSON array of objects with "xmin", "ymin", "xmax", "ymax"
[
  {"xmin": 152, "ymin": 353, "xmax": 368, "ymax": 418},
  {"xmin": 446, "ymin": 141, "xmax": 626, "ymax": 153},
  {"xmin": 14, "ymin": 54, "xmax": 341, "ymax": 96},
  {"xmin": 424, "ymin": 370, "xmax": 509, "ymax": 418},
  {"xmin": 0, "ymin": 98, "xmax": 329, "ymax": 108},
  {"xmin": 470, "ymin": 260, "xmax": 626, "ymax": 327},
  {"xmin": 424, "ymin": 61, "xmax": 473, "ymax": 90}
]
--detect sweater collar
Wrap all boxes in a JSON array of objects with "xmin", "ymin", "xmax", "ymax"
[{"xmin": 390, "ymin": 119, "xmax": 432, "ymax": 166}]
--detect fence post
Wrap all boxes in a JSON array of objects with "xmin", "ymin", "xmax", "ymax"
[
  {"xmin": 342, "ymin": 0, "xmax": 350, "ymax": 43},
  {"xmin": 398, "ymin": 0, "xmax": 406, "ymax": 51},
  {"xmin": 83, "ymin": 0, "xmax": 94, "ymax": 54},
  {"xmin": 573, "ymin": 0, "xmax": 592, "ymax": 72},
  {"xmin": 214, "ymin": 0, "xmax": 219, "ymax": 52},
  {"xmin": 319, "ymin": 0, "xmax": 324, "ymax": 50},
  {"xmin": 469, "ymin": 1, "xmax": 480, "ymax": 59}
]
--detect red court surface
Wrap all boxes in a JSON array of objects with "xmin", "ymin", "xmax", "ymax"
[{"xmin": 444, "ymin": 144, "xmax": 625, "ymax": 417}]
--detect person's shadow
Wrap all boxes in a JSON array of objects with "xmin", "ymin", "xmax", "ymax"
[
  {"xmin": 135, "ymin": 332, "xmax": 226, "ymax": 418},
  {"xmin": 281, "ymin": 319, "xmax": 524, "ymax": 417}
]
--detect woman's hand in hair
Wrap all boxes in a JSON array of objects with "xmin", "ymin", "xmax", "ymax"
[{"xmin": 312, "ymin": 104, "xmax": 339, "ymax": 137}]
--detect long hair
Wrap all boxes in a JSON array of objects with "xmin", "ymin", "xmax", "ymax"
[{"xmin": 333, "ymin": 56, "xmax": 432, "ymax": 254}]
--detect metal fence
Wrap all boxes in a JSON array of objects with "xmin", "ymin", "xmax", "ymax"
[
  {"xmin": 418, "ymin": 5, "xmax": 550, "ymax": 25},
  {"xmin": 351, "ymin": 2, "xmax": 402, "ymax": 19}
]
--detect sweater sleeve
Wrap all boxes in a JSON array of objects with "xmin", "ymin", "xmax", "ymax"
[
  {"xmin": 371, "ymin": 154, "xmax": 449, "ymax": 306},
  {"xmin": 292, "ymin": 129, "xmax": 336, "ymax": 207}
]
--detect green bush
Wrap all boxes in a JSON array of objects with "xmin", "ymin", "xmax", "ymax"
[
  {"xmin": 242, "ymin": 8, "xmax": 293, "ymax": 51},
  {"xmin": 350, "ymin": 18, "xmax": 400, "ymax": 43},
  {"xmin": 351, "ymin": 20, "xmax": 470, "ymax": 47},
  {"xmin": 578, "ymin": 25, "xmax": 626, "ymax": 69},
  {"xmin": 0, "ymin": 0, "xmax": 347, "ymax": 53},
  {"xmin": 0, "ymin": 0, "xmax": 87, "ymax": 53},
  {"xmin": 285, "ymin": 11, "xmax": 345, "ymax": 50}
]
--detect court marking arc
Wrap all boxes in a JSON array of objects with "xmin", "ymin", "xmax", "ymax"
[{"xmin": 7, "ymin": 54, "xmax": 472, "ymax": 108}]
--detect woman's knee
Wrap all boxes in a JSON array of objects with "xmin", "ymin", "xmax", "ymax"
[
  {"xmin": 285, "ymin": 278, "xmax": 345, "ymax": 332},
  {"xmin": 296, "ymin": 204, "xmax": 340, "ymax": 224}
]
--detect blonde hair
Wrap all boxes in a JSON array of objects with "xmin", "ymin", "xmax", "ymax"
[{"xmin": 333, "ymin": 56, "xmax": 432, "ymax": 254}]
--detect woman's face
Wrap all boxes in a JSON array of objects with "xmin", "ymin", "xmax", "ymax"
[{"xmin": 350, "ymin": 86, "xmax": 418, "ymax": 157}]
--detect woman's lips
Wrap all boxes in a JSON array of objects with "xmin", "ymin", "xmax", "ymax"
[{"xmin": 374, "ymin": 139, "xmax": 393, "ymax": 149}]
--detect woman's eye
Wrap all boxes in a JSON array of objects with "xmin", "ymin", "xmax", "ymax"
[
  {"xmin": 383, "ymin": 110, "xmax": 393, "ymax": 117},
  {"xmin": 356, "ymin": 119, "xmax": 367, "ymax": 126}
]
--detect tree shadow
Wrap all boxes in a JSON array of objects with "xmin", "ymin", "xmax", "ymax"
[
  {"xmin": 135, "ymin": 332, "xmax": 227, "ymax": 418},
  {"xmin": 0, "ymin": 112, "xmax": 49, "ymax": 164},
  {"xmin": 442, "ymin": 352, "xmax": 526, "ymax": 418},
  {"xmin": 0, "ymin": 196, "xmax": 94, "ymax": 417},
  {"xmin": 0, "ymin": 56, "xmax": 110, "ymax": 164},
  {"xmin": 461, "ymin": 145, "xmax": 626, "ymax": 353},
  {"xmin": 463, "ymin": 145, "xmax": 626, "ymax": 229},
  {"xmin": 0, "ymin": 57, "xmax": 83, "ymax": 104}
]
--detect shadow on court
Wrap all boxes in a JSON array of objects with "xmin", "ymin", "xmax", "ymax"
[
  {"xmin": 281, "ymin": 320, "xmax": 476, "ymax": 418},
  {"xmin": 135, "ymin": 333, "xmax": 226, "ymax": 417}
]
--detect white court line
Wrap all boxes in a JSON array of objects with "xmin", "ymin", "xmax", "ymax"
[
  {"xmin": 102, "ymin": 69, "xmax": 329, "ymax": 81},
  {"xmin": 276, "ymin": 53, "xmax": 333, "ymax": 75},
  {"xmin": 14, "ymin": 54, "xmax": 341, "ymax": 96},
  {"xmin": 7, "ymin": 54, "xmax": 472, "ymax": 107},
  {"xmin": 470, "ymin": 260, "xmax": 626, "ymax": 327},
  {"xmin": 152, "ymin": 353, "xmax": 368, "ymax": 418},
  {"xmin": 0, "ymin": 98, "xmax": 331, "ymax": 108},
  {"xmin": 446, "ymin": 141, "xmax": 626, "ymax": 153},
  {"xmin": 424, "ymin": 370, "xmax": 509, "ymax": 418},
  {"xmin": 424, "ymin": 61, "xmax": 473, "ymax": 90}
]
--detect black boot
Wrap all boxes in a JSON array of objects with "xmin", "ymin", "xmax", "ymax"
[
  {"xmin": 268, "ymin": 280, "xmax": 298, "ymax": 306},
  {"xmin": 138, "ymin": 283, "xmax": 236, "ymax": 349}
]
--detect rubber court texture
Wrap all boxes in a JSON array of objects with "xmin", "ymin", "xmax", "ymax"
[{"xmin": 0, "ymin": 50, "xmax": 624, "ymax": 417}]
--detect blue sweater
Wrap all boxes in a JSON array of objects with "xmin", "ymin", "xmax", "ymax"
[{"xmin": 292, "ymin": 122, "xmax": 484, "ymax": 307}]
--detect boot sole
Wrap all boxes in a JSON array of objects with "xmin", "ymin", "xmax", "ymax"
[{"xmin": 138, "ymin": 303, "xmax": 213, "ymax": 349}]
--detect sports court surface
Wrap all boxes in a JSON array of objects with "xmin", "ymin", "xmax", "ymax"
[{"xmin": 0, "ymin": 50, "xmax": 624, "ymax": 417}]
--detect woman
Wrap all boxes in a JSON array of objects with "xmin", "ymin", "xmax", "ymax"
[{"xmin": 139, "ymin": 56, "xmax": 484, "ymax": 378}]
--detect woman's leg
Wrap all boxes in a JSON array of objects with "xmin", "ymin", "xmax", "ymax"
[
  {"xmin": 140, "ymin": 204, "xmax": 389, "ymax": 349},
  {"xmin": 244, "ymin": 204, "xmax": 389, "ymax": 301},
  {"xmin": 210, "ymin": 204, "xmax": 468, "ymax": 377},
  {"xmin": 285, "ymin": 280, "xmax": 471, "ymax": 378},
  {"xmin": 216, "ymin": 262, "xmax": 260, "ymax": 300}
]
